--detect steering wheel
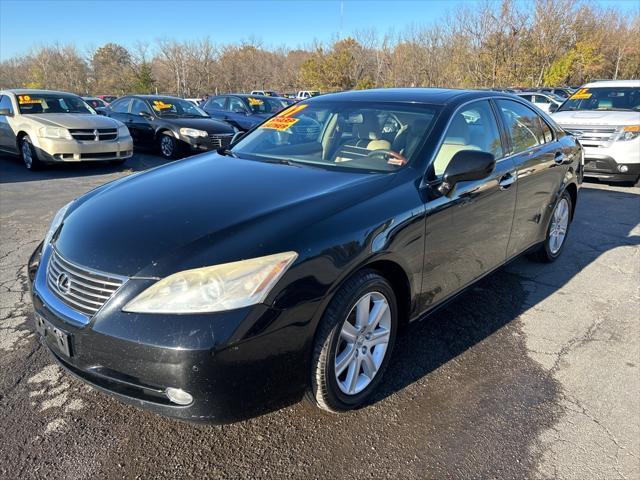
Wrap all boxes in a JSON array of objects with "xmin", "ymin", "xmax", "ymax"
[{"xmin": 367, "ymin": 149, "xmax": 408, "ymax": 166}]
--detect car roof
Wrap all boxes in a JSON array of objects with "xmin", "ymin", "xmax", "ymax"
[
  {"xmin": 1, "ymin": 88, "xmax": 78, "ymax": 96},
  {"xmin": 304, "ymin": 88, "xmax": 508, "ymax": 105},
  {"xmin": 124, "ymin": 94, "xmax": 185, "ymax": 100},
  {"xmin": 582, "ymin": 80, "xmax": 640, "ymax": 88}
]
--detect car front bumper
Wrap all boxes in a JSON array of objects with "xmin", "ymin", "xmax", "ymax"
[
  {"xmin": 36, "ymin": 135, "xmax": 134, "ymax": 162},
  {"xmin": 582, "ymin": 138, "xmax": 640, "ymax": 182},
  {"xmin": 29, "ymin": 243, "xmax": 318, "ymax": 423},
  {"xmin": 180, "ymin": 133, "xmax": 234, "ymax": 153}
]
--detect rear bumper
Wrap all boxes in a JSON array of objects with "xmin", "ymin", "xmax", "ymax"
[{"xmin": 36, "ymin": 136, "xmax": 134, "ymax": 162}]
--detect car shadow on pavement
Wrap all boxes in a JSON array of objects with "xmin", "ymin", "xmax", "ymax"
[{"xmin": 0, "ymin": 151, "xmax": 172, "ymax": 184}]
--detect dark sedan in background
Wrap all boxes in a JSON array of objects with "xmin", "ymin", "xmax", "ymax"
[
  {"xmin": 201, "ymin": 94, "xmax": 291, "ymax": 131},
  {"xmin": 29, "ymin": 88, "xmax": 582, "ymax": 423},
  {"xmin": 105, "ymin": 95, "xmax": 235, "ymax": 159}
]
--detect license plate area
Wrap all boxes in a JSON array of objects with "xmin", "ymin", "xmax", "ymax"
[{"xmin": 35, "ymin": 313, "xmax": 73, "ymax": 357}]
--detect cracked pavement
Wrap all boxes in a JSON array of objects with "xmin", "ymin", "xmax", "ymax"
[{"xmin": 1, "ymin": 152, "xmax": 639, "ymax": 479}]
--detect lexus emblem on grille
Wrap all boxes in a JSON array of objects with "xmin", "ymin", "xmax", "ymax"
[
  {"xmin": 56, "ymin": 272, "xmax": 71, "ymax": 294},
  {"xmin": 93, "ymin": 129, "xmax": 99, "ymax": 141}
]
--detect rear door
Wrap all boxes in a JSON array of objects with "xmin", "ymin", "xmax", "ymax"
[
  {"xmin": 421, "ymin": 99, "xmax": 517, "ymax": 309},
  {"xmin": 495, "ymin": 98, "xmax": 567, "ymax": 257}
]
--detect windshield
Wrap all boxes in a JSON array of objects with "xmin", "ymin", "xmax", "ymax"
[
  {"xmin": 149, "ymin": 97, "xmax": 208, "ymax": 117},
  {"xmin": 246, "ymin": 96, "xmax": 286, "ymax": 114},
  {"xmin": 17, "ymin": 94, "xmax": 95, "ymax": 115},
  {"xmin": 231, "ymin": 101, "xmax": 439, "ymax": 172},
  {"xmin": 558, "ymin": 87, "xmax": 640, "ymax": 112}
]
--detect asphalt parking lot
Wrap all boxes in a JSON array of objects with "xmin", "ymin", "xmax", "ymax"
[{"xmin": 1, "ymin": 152, "xmax": 638, "ymax": 479}]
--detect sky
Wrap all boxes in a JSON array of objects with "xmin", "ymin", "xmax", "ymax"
[{"xmin": 0, "ymin": 0, "xmax": 638, "ymax": 60}]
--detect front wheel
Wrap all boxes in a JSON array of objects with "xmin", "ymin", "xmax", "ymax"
[
  {"xmin": 528, "ymin": 191, "xmax": 572, "ymax": 263},
  {"xmin": 20, "ymin": 135, "xmax": 41, "ymax": 170},
  {"xmin": 307, "ymin": 270, "xmax": 398, "ymax": 413},
  {"xmin": 158, "ymin": 133, "xmax": 180, "ymax": 159}
]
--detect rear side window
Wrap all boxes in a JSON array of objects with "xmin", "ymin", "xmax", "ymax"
[
  {"xmin": 496, "ymin": 99, "xmax": 547, "ymax": 154},
  {"xmin": 432, "ymin": 100, "xmax": 503, "ymax": 177},
  {"xmin": 111, "ymin": 98, "xmax": 131, "ymax": 113},
  {"xmin": 206, "ymin": 97, "xmax": 227, "ymax": 109}
]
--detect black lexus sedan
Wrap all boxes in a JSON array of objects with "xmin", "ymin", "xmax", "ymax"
[
  {"xmin": 29, "ymin": 88, "xmax": 582, "ymax": 423},
  {"xmin": 104, "ymin": 95, "xmax": 235, "ymax": 159}
]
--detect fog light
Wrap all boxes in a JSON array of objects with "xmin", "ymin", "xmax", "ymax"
[
  {"xmin": 165, "ymin": 387, "xmax": 193, "ymax": 405},
  {"xmin": 618, "ymin": 165, "xmax": 629, "ymax": 173}
]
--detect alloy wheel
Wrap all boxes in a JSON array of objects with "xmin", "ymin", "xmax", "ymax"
[
  {"xmin": 334, "ymin": 291, "xmax": 392, "ymax": 395},
  {"xmin": 160, "ymin": 136, "xmax": 174, "ymax": 157},
  {"xmin": 549, "ymin": 197, "xmax": 569, "ymax": 254}
]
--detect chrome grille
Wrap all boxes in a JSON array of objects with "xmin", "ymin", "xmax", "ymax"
[
  {"xmin": 69, "ymin": 128, "xmax": 118, "ymax": 141},
  {"xmin": 564, "ymin": 125, "xmax": 617, "ymax": 147},
  {"xmin": 208, "ymin": 133, "xmax": 233, "ymax": 148},
  {"xmin": 46, "ymin": 249, "xmax": 125, "ymax": 316}
]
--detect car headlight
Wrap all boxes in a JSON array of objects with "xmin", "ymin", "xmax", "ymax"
[
  {"xmin": 39, "ymin": 126, "xmax": 72, "ymax": 140},
  {"xmin": 123, "ymin": 251, "xmax": 298, "ymax": 314},
  {"xmin": 615, "ymin": 125, "xmax": 640, "ymax": 142},
  {"xmin": 179, "ymin": 127, "xmax": 208, "ymax": 138},
  {"xmin": 117, "ymin": 124, "xmax": 130, "ymax": 137},
  {"xmin": 43, "ymin": 201, "xmax": 73, "ymax": 246}
]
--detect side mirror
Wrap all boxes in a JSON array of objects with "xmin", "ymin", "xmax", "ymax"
[
  {"xmin": 231, "ymin": 131, "xmax": 245, "ymax": 144},
  {"xmin": 232, "ymin": 108, "xmax": 247, "ymax": 114},
  {"xmin": 548, "ymin": 103, "xmax": 559, "ymax": 113},
  {"xmin": 0, "ymin": 108, "xmax": 13, "ymax": 116},
  {"xmin": 139, "ymin": 111, "xmax": 152, "ymax": 119},
  {"xmin": 438, "ymin": 150, "xmax": 495, "ymax": 196}
]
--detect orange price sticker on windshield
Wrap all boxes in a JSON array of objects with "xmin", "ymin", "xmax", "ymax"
[
  {"xmin": 570, "ymin": 88, "xmax": 591, "ymax": 100},
  {"xmin": 248, "ymin": 97, "xmax": 263, "ymax": 106},
  {"xmin": 260, "ymin": 104, "xmax": 308, "ymax": 131},
  {"xmin": 18, "ymin": 95, "xmax": 42, "ymax": 105}
]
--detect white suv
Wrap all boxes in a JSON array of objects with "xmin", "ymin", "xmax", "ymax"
[{"xmin": 551, "ymin": 80, "xmax": 640, "ymax": 184}]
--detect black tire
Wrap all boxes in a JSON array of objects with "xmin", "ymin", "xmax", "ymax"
[
  {"xmin": 20, "ymin": 135, "xmax": 41, "ymax": 170},
  {"xmin": 528, "ymin": 190, "xmax": 573, "ymax": 263},
  {"xmin": 306, "ymin": 270, "xmax": 398, "ymax": 413},
  {"xmin": 158, "ymin": 132, "xmax": 180, "ymax": 159}
]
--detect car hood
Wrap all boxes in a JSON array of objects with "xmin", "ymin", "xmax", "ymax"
[
  {"xmin": 25, "ymin": 113, "xmax": 122, "ymax": 129},
  {"xmin": 55, "ymin": 154, "xmax": 391, "ymax": 277},
  {"xmin": 552, "ymin": 110, "xmax": 640, "ymax": 126},
  {"xmin": 162, "ymin": 117, "xmax": 234, "ymax": 133}
]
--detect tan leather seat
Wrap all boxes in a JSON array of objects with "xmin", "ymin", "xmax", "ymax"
[
  {"xmin": 335, "ymin": 113, "xmax": 390, "ymax": 162},
  {"xmin": 433, "ymin": 114, "xmax": 480, "ymax": 176}
]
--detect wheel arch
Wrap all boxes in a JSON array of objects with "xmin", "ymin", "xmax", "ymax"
[{"xmin": 564, "ymin": 182, "xmax": 578, "ymax": 221}]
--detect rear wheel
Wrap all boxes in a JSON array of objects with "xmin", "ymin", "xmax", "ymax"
[
  {"xmin": 528, "ymin": 191, "xmax": 572, "ymax": 263},
  {"xmin": 20, "ymin": 135, "xmax": 41, "ymax": 170},
  {"xmin": 307, "ymin": 270, "xmax": 397, "ymax": 412}
]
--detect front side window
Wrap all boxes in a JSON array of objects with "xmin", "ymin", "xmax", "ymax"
[
  {"xmin": 0, "ymin": 95, "xmax": 13, "ymax": 114},
  {"xmin": 228, "ymin": 97, "xmax": 247, "ymax": 113},
  {"xmin": 432, "ymin": 100, "xmax": 503, "ymax": 176},
  {"xmin": 131, "ymin": 98, "xmax": 152, "ymax": 116},
  {"xmin": 232, "ymin": 101, "xmax": 439, "ymax": 173},
  {"xmin": 497, "ymin": 99, "xmax": 546, "ymax": 154},
  {"xmin": 16, "ymin": 93, "xmax": 94, "ymax": 115},
  {"xmin": 558, "ymin": 87, "xmax": 640, "ymax": 112},
  {"xmin": 534, "ymin": 95, "xmax": 550, "ymax": 104}
]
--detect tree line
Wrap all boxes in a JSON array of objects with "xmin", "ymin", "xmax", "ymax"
[{"xmin": 0, "ymin": 0, "xmax": 638, "ymax": 97}]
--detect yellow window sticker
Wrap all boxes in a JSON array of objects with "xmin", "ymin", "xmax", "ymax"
[
  {"xmin": 570, "ymin": 88, "xmax": 592, "ymax": 100},
  {"xmin": 248, "ymin": 97, "xmax": 264, "ymax": 106},
  {"xmin": 18, "ymin": 95, "xmax": 42, "ymax": 105},
  {"xmin": 152, "ymin": 100, "xmax": 173, "ymax": 110},
  {"xmin": 260, "ymin": 104, "xmax": 308, "ymax": 131}
]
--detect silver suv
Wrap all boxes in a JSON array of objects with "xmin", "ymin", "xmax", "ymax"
[{"xmin": 0, "ymin": 89, "xmax": 133, "ymax": 170}]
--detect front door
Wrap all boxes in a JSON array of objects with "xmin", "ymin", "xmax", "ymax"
[{"xmin": 421, "ymin": 99, "xmax": 517, "ymax": 309}]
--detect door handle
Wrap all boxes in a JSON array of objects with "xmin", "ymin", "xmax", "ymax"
[
  {"xmin": 499, "ymin": 172, "xmax": 516, "ymax": 190},
  {"xmin": 554, "ymin": 152, "xmax": 565, "ymax": 164}
]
